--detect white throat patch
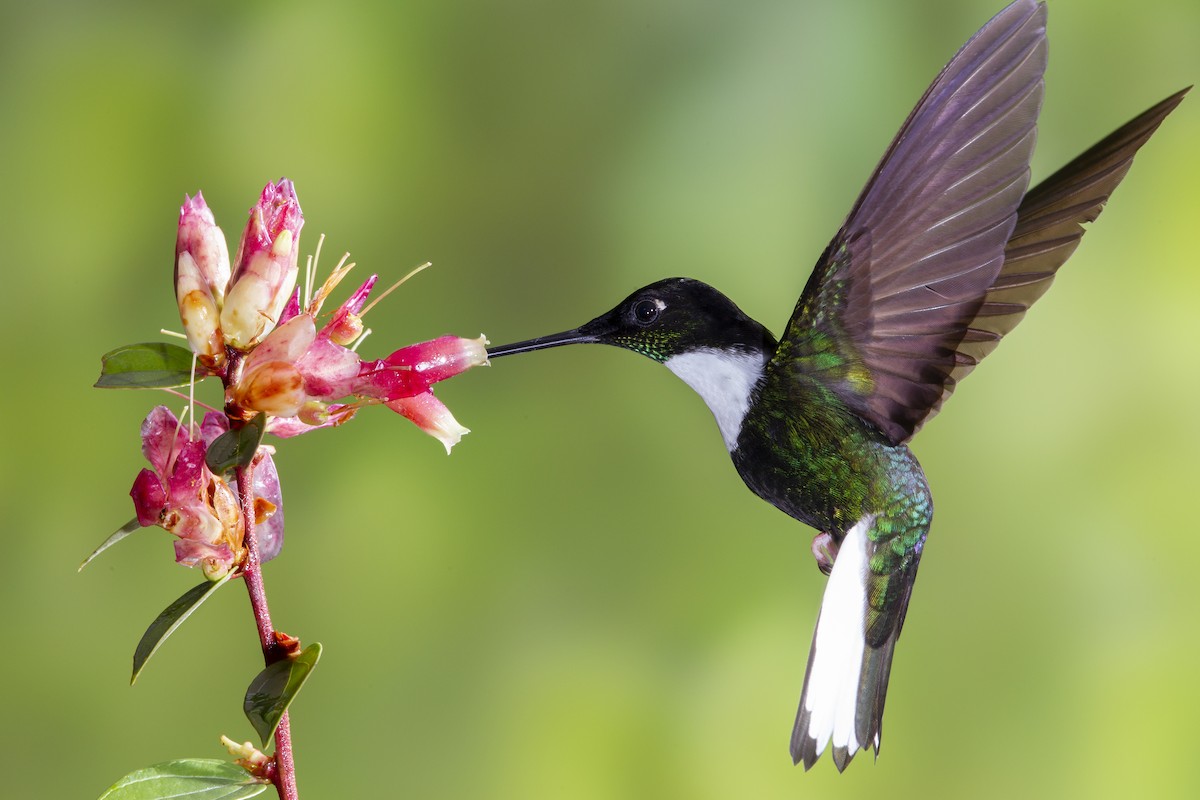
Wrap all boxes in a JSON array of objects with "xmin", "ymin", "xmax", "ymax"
[{"xmin": 664, "ymin": 348, "xmax": 766, "ymax": 451}]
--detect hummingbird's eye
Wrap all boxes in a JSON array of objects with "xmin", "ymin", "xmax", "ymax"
[{"xmin": 632, "ymin": 298, "xmax": 662, "ymax": 326}]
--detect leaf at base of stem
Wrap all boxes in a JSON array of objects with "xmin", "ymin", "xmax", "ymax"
[{"xmin": 98, "ymin": 758, "xmax": 271, "ymax": 800}]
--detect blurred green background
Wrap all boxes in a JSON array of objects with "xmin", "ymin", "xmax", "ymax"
[{"xmin": 3, "ymin": 0, "xmax": 1197, "ymax": 797}]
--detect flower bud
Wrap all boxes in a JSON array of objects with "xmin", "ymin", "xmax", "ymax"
[
  {"xmin": 221, "ymin": 179, "xmax": 304, "ymax": 350},
  {"xmin": 321, "ymin": 275, "xmax": 376, "ymax": 345},
  {"xmin": 175, "ymin": 193, "xmax": 231, "ymax": 368}
]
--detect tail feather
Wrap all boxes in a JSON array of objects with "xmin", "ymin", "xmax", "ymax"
[
  {"xmin": 791, "ymin": 513, "xmax": 922, "ymax": 771},
  {"xmin": 791, "ymin": 516, "xmax": 881, "ymax": 771},
  {"xmin": 855, "ymin": 627, "xmax": 899, "ymax": 758}
]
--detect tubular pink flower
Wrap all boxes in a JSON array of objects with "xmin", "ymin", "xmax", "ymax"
[
  {"xmin": 391, "ymin": 335, "xmax": 489, "ymax": 384},
  {"xmin": 356, "ymin": 335, "xmax": 488, "ymax": 401},
  {"xmin": 385, "ymin": 392, "xmax": 471, "ymax": 454},
  {"xmin": 175, "ymin": 193, "xmax": 230, "ymax": 367},
  {"xmin": 221, "ymin": 179, "xmax": 304, "ymax": 351},
  {"xmin": 235, "ymin": 329, "xmax": 486, "ymax": 450}
]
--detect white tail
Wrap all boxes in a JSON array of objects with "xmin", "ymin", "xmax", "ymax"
[{"xmin": 791, "ymin": 515, "xmax": 874, "ymax": 769}]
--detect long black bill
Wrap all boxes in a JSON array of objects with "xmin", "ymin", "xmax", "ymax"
[{"xmin": 487, "ymin": 329, "xmax": 599, "ymax": 359}]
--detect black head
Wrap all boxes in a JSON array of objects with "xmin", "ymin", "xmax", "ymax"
[{"xmin": 488, "ymin": 277, "xmax": 777, "ymax": 363}]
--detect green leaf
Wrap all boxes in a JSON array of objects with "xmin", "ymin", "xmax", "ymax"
[
  {"xmin": 98, "ymin": 759, "xmax": 270, "ymax": 799},
  {"xmin": 244, "ymin": 642, "xmax": 323, "ymax": 746},
  {"xmin": 96, "ymin": 342, "xmax": 209, "ymax": 389},
  {"xmin": 78, "ymin": 518, "xmax": 145, "ymax": 572},
  {"xmin": 132, "ymin": 572, "xmax": 233, "ymax": 684},
  {"xmin": 206, "ymin": 413, "xmax": 266, "ymax": 475}
]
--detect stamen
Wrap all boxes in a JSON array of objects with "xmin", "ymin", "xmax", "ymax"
[
  {"xmin": 168, "ymin": 403, "xmax": 191, "ymax": 473},
  {"xmin": 350, "ymin": 327, "xmax": 373, "ymax": 352},
  {"xmin": 159, "ymin": 328, "xmax": 188, "ymax": 340},
  {"xmin": 309, "ymin": 252, "xmax": 356, "ymax": 314},
  {"xmin": 360, "ymin": 262, "xmax": 432, "ymax": 317},
  {"xmin": 303, "ymin": 254, "xmax": 313, "ymax": 312},
  {"xmin": 188, "ymin": 353, "xmax": 200, "ymax": 438},
  {"xmin": 159, "ymin": 388, "xmax": 221, "ymax": 414},
  {"xmin": 304, "ymin": 233, "xmax": 327, "ymax": 311}
]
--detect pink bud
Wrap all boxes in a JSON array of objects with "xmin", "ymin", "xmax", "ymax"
[
  {"xmin": 177, "ymin": 194, "xmax": 231, "ymax": 298},
  {"xmin": 385, "ymin": 391, "xmax": 470, "ymax": 454},
  {"xmin": 175, "ymin": 193, "xmax": 230, "ymax": 367},
  {"xmin": 221, "ymin": 179, "xmax": 304, "ymax": 350},
  {"xmin": 320, "ymin": 275, "xmax": 376, "ymax": 345}
]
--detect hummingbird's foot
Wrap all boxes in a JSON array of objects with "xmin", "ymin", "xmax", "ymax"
[{"xmin": 811, "ymin": 532, "xmax": 838, "ymax": 576}]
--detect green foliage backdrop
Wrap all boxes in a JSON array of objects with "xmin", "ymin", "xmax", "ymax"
[{"xmin": 2, "ymin": 1, "xmax": 1197, "ymax": 797}]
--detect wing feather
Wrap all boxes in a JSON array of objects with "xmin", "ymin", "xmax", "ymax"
[
  {"xmin": 775, "ymin": 0, "xmax": 1048, "ymax": 444},
  {"xmin": 945, "ymin": 87, "xmax": 1191, "ymax": 394}
]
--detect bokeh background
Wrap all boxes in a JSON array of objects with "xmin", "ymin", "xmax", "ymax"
[{"xmin": 3, "ymin": 1, "xmax": 1197, "ymax": 797}]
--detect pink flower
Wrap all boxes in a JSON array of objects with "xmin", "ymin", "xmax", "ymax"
[
  {"xmin": 130, "ymin": 407, "xmax": 284, "ymax": 578},
  {"xmin": 221, "ymin": 179, "xmax": 304, "ymax": 351},
  {"xmin": 355, "ymin": 335, "xmax": 487, "ymax": 452},
  {"xmin": 356, "ymin": 335, "xmax": 489, "ymax": 401},
  {"xmin": 229, "ymin": 277, "xmax": 371, "ymax": 418},
  {"xmin": 226, "ymin": 262, "xmax": 488, "ymax": 451},
  {"xmin": 385, "ymin": 392, "xmax": 471, "ymax": 454},
  {"xmin": 175, "ymin": 193, "xmax": 231, "ymax": 368}
]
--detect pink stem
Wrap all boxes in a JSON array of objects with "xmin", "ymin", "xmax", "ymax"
[{"xmin": 237, "ymin": 457, "xmax": 299, "ymax": 800}]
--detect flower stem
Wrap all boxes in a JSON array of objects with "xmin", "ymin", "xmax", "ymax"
[{"xmin": 237, "ymin": 457, "xmax": 299, "ymax": 800}]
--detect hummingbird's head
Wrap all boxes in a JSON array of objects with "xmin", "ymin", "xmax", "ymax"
[{"xmin": 487, "ymin": 277, "xmax": 776, "ymax": 363}]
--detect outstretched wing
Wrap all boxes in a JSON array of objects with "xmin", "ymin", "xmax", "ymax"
[
  {"xmin": 775, "ymin": 0, "xmax": 1047, "ymax": 445},
  {"xmin": 942, "ymin": 87, "xmax": 1191, "ymax": 399}
]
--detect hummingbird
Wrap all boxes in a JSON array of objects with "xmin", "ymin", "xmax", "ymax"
[{"xmin": 486, "ymin": 0, "xmax": 1186, "ymax": 771}]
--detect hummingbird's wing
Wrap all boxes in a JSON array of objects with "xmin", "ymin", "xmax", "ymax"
[
  {"xmin": 775, "ymin": 0, "xmax": 1047, "ymax": 445},
  {"xmin": 943, "ymin": 87, "xmax": 1190, "ymax": 397},
  {"xmin": 779, "ymin": 0, "xmax": 1047, "ymax": 771}
]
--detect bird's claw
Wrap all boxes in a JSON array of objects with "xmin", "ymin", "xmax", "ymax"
[{"xmin": 812, "ymin": 532, "xmax": 838, "ymax": 576}]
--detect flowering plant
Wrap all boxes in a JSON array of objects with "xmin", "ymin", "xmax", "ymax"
[{"xmin": 86, "ymin": 179, "xmax": 487, "ymax": 799}]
